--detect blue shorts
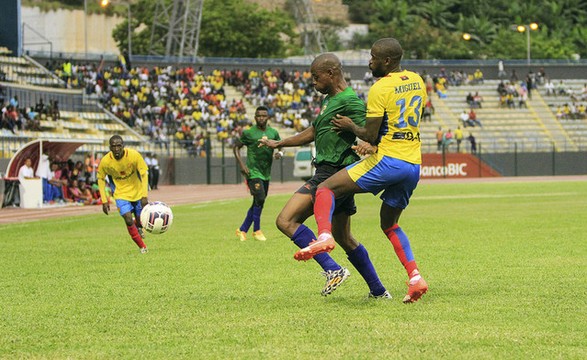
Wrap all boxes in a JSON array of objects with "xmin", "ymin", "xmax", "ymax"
[
  {"xmin": 115, "ymin": 199, "xmax": 143, "ymax": 217},
  {"xmin": 347, "ymin": 154, "xmax": 420, "ymax": 209}
]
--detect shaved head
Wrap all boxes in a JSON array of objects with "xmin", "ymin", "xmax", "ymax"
[
  {"xmin": 310, "ymin": 52, "xmax": 347, "ymax": 95},
  {"xmin": 311, "ymin": 53, "xmax": 343, "ymax": 74}
]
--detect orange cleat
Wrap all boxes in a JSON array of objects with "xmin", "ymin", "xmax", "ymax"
[
  {"xmin": 294, "ymin": 232, "xmax": 336, "ymax": 261},
  {"xmin": 235, "ymin": 229, "xmax": 247, "ymax": 242},
  {"xmin": 402, "ymin": 277, "xmax": 428, "ymax": 303}
]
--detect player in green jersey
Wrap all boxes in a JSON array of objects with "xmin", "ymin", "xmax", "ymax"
[
  {"xmin": 259, "ymin": 53, "xmax": 391, "ymax": 298},
  {"xmin": 234, "ymin": 106, "xmax": 282, "ymax": 242}
]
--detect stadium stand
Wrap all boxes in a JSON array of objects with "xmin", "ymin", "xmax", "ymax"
[{"xmin": 2, "ymin": 51, "xmax": 587, "ymax": 159}]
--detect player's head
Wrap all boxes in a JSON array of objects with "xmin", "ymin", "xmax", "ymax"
[
  {"xmin": 369, "ymin": 38, "xmax": 403, "ymax": 78},
  {"xmin": 310, "ymin": 53, "xmax": 343, "ymax": 94},
  {"xmin": 255, "ymin": 106, "xmax": 270, "ymax": 129},
  {"xmin": 109, "ymin": 135, "xmax": 125, "ymax": 160}
]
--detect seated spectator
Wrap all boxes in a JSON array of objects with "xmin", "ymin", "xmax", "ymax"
[
  {"xmin": 422, "ymin": 99, "xmax": 434, "ymax": 122},
  {"xmin": 459, "ymin": 110, "xmax": 470, "ymax": 127},
  {"xmin": 48, "ymin": 162, "xmax": 65, "ymax": 203},
  {"xmin": 465, "ymin": 108, "xmax": 482, "ymax": 127},
  {"xmin": 472, "ymin": 69, "xmax": 484, "ymax": 84},
  {"xmin": 442, "ymin": 129, "xmax": 454, "ymax": 151},
  {"xmin": 472, "ymin": 92, "xmax": 483, "ymax": 108},
  {"xmin": 544, "ymin": 79, "xmax": 555, "ymax": 96},
  {"xmin": 466, "ymin": 92, "xmax": 474, "ymax": 106},
  {"xmin": 557, "ymin": 80, "xmax": 568, "ymax": 96}
]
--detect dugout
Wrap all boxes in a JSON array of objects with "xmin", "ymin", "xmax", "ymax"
[{"xmin": 2, "ymin": 139, "xmax": 103, "ymax": 208}]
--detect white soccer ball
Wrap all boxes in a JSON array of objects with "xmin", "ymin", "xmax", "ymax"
[{"xmin": 140, "ymin": 201, "xmax": 173, "ymax": 234}]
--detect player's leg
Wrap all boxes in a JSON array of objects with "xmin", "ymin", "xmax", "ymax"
[
  {"xmin": 378, "ymin": 161, "xmax": 427, "ymax": 303},
  {"xmin": 133, "ymin": 200, "xmax": 145, "ymax": 238},
  {"xmin": 277, "ymin": 191, "xmax": 342, "ymax": 273},
  {"xmin": 236, "ymin": 179, "xmax": 259, "ymax": 240},
  {"xmin": 251, "ymin": 180, "xmax": 269, "ymax": 240},
  {"xmin": 314, "ymin": 168, "xmax": 362, "ymax": 236},
  {"xmin": 331, "ymin": 212, "xmax": 389, "ymax": 298},
  {"xmin": 117, "ymin": 199, "xmax": 147, "ymax": 252}
]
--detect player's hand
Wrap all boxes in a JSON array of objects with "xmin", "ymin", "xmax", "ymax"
[
  {"xmin": 352, "ymin": 142, "xmax": 377, "ymax": 156},
  {"xmin": 258, "ymin": 138, "xmax": 279, "ymax": 148},
  {"xmin": 141, "ymin": 197, "xmax": 148, "ymax": 207},
  {"xmin": 102, "ymin": 203, "xmax": 110, "ymax": 215},
  {"xmin": 274, "ymin": 150, "xmax": 283, "ymax": 160},
  {"xmin": 240, "ymin": 167, "xmax": 250, "ymax": 178},
  {"xmin": 331, "ymin": 114, "xmax": 355, "ymax": 133}
]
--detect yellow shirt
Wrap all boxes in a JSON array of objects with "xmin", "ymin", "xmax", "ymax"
[
  {"xmin": 367, "ymin": 70, "xmax": 427, "ymax": 164},
  {"xmin": 97, "ymin": 148, "xmax": 148, "ymax": 203}
]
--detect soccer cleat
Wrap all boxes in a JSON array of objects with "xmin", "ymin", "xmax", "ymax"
[
  {"xmin": 140, "ymin": 247, "xmax": 148, "ymax": 254},
  {"xmin": 235, "ymin": 229, "xmax": 247, "ymax": 242},
  {"xmin": 368, "ymin": 290, "xmax": 393, "ymax": 299},
  {"xmin": 402, "ymin": 277, "xmax": 428, "ymax": 303},
  {"xmin": 320, "ymin": 267, "xmax": 350, "ymax": 296},
  {"xmin": 252, "ymin": 230, "xmax": 267, "ymax": 241},
  {"xmin": 294, "ymin": 232, "xmax": 336, "ymax": 261}
]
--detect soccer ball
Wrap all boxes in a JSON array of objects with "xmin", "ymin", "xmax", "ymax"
[{"xmin": 140, "ymin": 201, "xmax": 173, "ymax": 234}]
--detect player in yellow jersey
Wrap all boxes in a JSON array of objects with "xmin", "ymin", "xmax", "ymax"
[
  {"xmin": 97, "ymin": 135, "xmax": 150, "ymax": 253},
  {"xmin": 301, "ymin": 38, "xmax": 429, "ymax": 302}
]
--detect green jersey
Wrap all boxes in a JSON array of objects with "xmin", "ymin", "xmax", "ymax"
[
  {"xmin": 239, "ymin": 125, "xmax": 281, "ymax": 180},
  {"xmin": 313, "ymin": 87, "xmax": 366, "ymax": 166}
]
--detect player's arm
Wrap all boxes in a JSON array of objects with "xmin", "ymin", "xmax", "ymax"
[
  {"xmin": 136, "ymin": 153, "xmax": 149, "ymax": 206},
  {"xmin": 233, "ymin": 138, "xmax": 249, "ymax": 177},
  {"xmin": 259, "ymin": 126, "xmax": 314, "ymax": 149},
  {"xmin": 331, "ymin": 114, "xmax": 382, "ymax": 145},
  {"xmin": 96, "ymin": 161, "xmax": 110, "ymax": 215}
]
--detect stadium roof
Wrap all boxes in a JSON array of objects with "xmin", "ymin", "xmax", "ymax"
[{"xmin": 5, "ymin": 139, "xmax": 102, "ymax": 179}]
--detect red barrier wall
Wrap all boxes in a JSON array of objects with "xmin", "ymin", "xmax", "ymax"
[{"xmin": 421, "ymin": 153, "xmax": 501, "ymax": 178}]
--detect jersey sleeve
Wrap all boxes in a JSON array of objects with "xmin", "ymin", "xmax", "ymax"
[
  {"xmin": 345, "ymin": 97, "xmax": 367, "ymax": 127},
  {"xmin": 366, "ymin": 82, "xmax": 387, "ymax": 118}
]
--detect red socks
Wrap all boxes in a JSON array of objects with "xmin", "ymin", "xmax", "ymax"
[
  {"xmin": 127, "ymin": 225, "xmax": 146, "ymax": 249},
  {"xmin": 384, "ymin": 224, "xmax": 419, "ymax": 277},
  {"xmin": 314, "ymin": 187, "xmax": 335, "ymax": 235}
]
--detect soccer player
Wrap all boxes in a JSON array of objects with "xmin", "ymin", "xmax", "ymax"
[
  {"xmin": 97, "ymin": 135, "xmax": 149, "ymax": 253},
  {"xmin": 233, "ymin": 106, "xmax": 282, "ymax": 242},
  {"xmin": 302, "ymin": 38, "xmax": 429, "ymax": 303},
  {"xmin": 259, "ymin": 53, "xmax": 390, "ymax": 298}
]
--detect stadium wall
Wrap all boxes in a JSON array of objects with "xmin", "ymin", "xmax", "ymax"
[{"xmin": 1, "ymin": 152, "xmax": 586, "ymax": 198}]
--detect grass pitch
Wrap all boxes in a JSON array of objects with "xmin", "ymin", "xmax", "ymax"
[{"xmin": 0, "ymin": 180, "xmax": 586, "ymax": 359}]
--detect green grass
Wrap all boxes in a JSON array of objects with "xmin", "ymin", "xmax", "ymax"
[{"xmin": 1, "ymin": 180, "xmax": 586, "ymax": 359}]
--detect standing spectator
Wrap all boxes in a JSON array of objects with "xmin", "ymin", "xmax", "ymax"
[
  {"xmin": 454, "ymin": 126, "xmax": 464, "ymax": 153},
  {"xmin": 150, "ymin": 153, "xmax": 160, "ymax": 190},
  {"xmin": 259, "ymin": 53, "xmax": 391, "ymax": 298},
  {"xmin": 436, "ymin": 127, "xmax": 444, "ymax": 152},
  {"xmin": 498, "ymin": 60, "xmax": 507, "ymax": 79},
  {"xmin": 144, "ymin": 152, "xmax": 153, "ymax": 187},
  {"xmin": 36, "ymin": 150, "xmax": 52, "ymax": 203},
  {"xmin": 468, "ymin": 132, "xmax": 477, "ymax": 154},
  {"xmin": 97, "ymin": 135, "xmax": 149, "ymax": 253},
  {"xmin": 233, "ymin": 106, "xmax": 281, "ymax": 242},
  {"xmin": 306, "ymin": 38, "xmax": 429, "ymax": 303}
]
